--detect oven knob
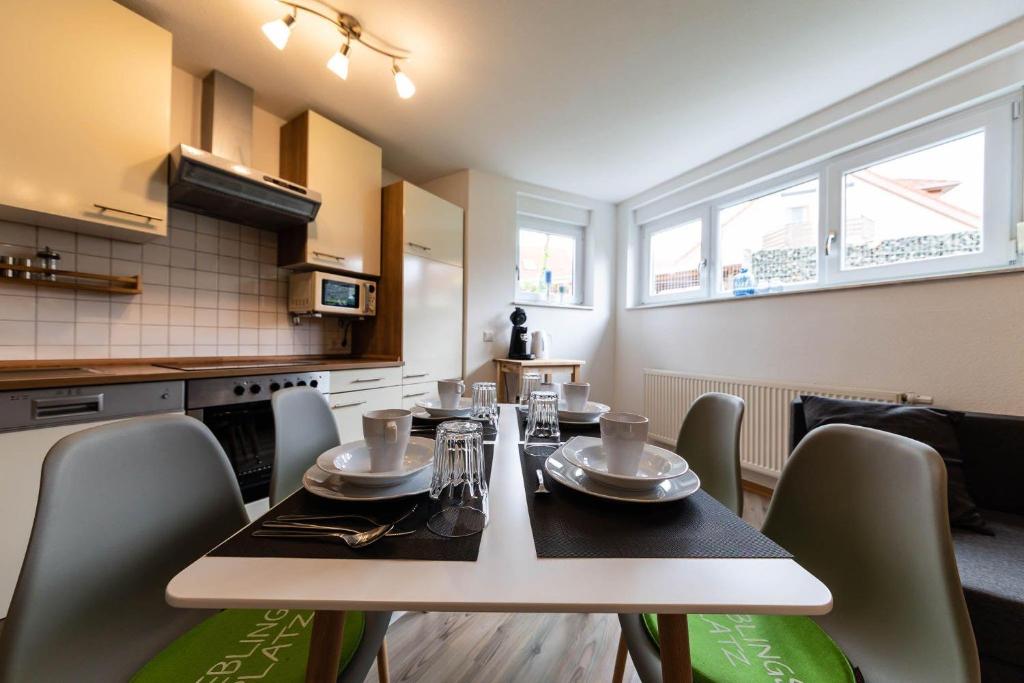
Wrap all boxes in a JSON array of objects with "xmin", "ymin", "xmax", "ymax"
[
  {"xmin": 249, "ymin": 385, "xmax": 261, "ymax": 394},
  {"xmin": 270, "ymin": 382, "xmax": 281, "ymax": 392},
  {"xmin": 297, "ymin": 380, "xmax": 307, "ymax": 386},
  {"xmin": 283, "ymin": 381, "xmax": 294, "ymax": 388},
  {"xmin": 309, "ymin": 379, "xmax": 318, "ymax": 388},
  {"xmin": 233, "ymin": 385, "xmax": 245, "ymax": 396}
]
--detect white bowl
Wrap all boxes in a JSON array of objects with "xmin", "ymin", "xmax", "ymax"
[
  {"xmin": 416, "ymin": 396, "xmax": 473, "ymax": 417},
  {"xmin": 316, "ymin": 437, "xmax": 434, "ymax": 487},
  {"xmin": 557, "ymin": 401, "xmax": 610, "ymax": 423},
  {"xmin": 559, "ymin": 436, "xmax": 689, "ymax": 490}
]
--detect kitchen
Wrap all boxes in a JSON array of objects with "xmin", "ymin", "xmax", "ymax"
[{"xmin": 1, "ymin": 1, "xmax": 1021, "ymax": 682}]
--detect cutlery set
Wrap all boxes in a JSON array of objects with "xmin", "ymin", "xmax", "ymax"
[{"xmin": 252, "ymin": 505, "xmax": 418, "ymax": 548}]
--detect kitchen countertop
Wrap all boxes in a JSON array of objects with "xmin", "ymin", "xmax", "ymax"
[{"xmin": 0, "ymin": 357, "xmax": 403, "ymax": 391}]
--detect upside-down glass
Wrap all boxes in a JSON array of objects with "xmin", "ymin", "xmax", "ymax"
[
  {"xmin": 471, "ymin": 381, "xmax": 498, "ymax": 426},
  {"xmin": 517, "ymin": 372, "xmax": 541, "ymax": 408},
  {"xmin": 524, "ymin": 391, "xmax": 560, "ymax": 456},
  {"xmin": 428, "ymin": 420, "xmax": 489, "ymax": 537}
]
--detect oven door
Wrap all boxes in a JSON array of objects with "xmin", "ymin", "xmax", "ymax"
[{"xmin": 189, "ymin": 401, "xmax": 274, "ymax": 503}]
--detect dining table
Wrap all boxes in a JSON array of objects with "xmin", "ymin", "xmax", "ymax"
[{"xmin": 166, "ymin": 404, "xmax": 833, "ymax": 683}]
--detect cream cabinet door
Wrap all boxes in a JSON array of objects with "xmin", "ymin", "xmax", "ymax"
[
  {"xmin": 402, "ymin": 182, "xmax": 464, "ymax": 267},
  {"xmin": 402, "ymin": 254, "xmax": 463, "ymax": 384},
  {"xmin": 400, "ymin": 381, "xmax": 436, "ymax": 409},
  {"xmin": 303, "ymin": 111, "xmax": 382, "ymax": 275},
  {"xmin": 329, "ymin": 386, "xmax": 403, "ymax": 443},
  {"xmin": 0, "ymin": 0, "xmax": 171, "ymax": 241}
]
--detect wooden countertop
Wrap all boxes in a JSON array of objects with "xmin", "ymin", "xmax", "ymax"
[{"xmin": 0, "ymin": 357, "xmax": 403, "ymax": 391}]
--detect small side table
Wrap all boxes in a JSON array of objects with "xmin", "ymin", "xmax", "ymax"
[{"xmin": 493, "ymin": 358, "xmax": 585, "ymax": 403}]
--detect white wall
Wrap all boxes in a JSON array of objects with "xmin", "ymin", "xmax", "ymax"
[
  {"xmin": 614, "ymin": 25, "xmax": 1024, "ymax": 416},
  {"xmin": 424, "ymin": 170, "xmax": 617, "ymax": 400}
]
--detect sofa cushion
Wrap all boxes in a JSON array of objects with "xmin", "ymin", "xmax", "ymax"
[
  {"xmin": 953, "ymin": 510, "xmax": 1024, "ymax": 668},
  {"xmin": 800, "ymin": 395, "xmax": 987, "ymax": 533},
  {"xmin": 956, "ymin": 414, "xmax": 1024, "ymax": 515}
]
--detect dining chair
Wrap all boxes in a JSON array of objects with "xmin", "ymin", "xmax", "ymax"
[
  {"xmin": 0, "ymin": 414, "xmax": 391, "ymax": 683},
  {"xmin": 674, "ymin": 392, "xmax": 745, "ymax": 515},
  {"xmin": 615, "ymin": 423, "xmax": 980, "ymax": 683},
  {"xmin": 270, "ymin": 386, "xmax": 394, "ymax": 682}
]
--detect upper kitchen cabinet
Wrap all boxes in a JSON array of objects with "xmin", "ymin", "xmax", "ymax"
[
  {"xmin": 278, "ymin": 111, "xmax": 382, "ymax": 277},
  {"xmin": 402, "ymin": 182, "xmax": 464, "ymax": 267},
  {"xmin": 0, "ymin": 0, "xmax": 171, "ymax": 242}
]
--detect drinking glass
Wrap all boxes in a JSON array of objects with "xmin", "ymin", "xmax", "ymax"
[
  {"xmin": 428, "ymin": 420, "xmax": 488, "ymax": 537},
  {"xmin": 517, "ymin": 372, "xmax": 541, "ymax": 409},
  {"xmin": 471, "ymin": 381, "xmax": 498, "ymax": 426},
  {"xmin": 524, "ymin": 391, "xmax": 561, "ymax": 456}
]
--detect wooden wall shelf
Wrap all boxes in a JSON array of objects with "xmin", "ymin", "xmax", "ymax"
[{"xmin": 1, "ymin": 263, "xmax": 141, "ymax": 295}]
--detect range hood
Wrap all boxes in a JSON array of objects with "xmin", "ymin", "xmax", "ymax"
[{"xmin": 168, "ymin": 71, "xmax": 321, "ymax": 231}]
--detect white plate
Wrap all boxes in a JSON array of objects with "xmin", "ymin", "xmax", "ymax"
[
  {"xmin": 415, "ymin": 397, "xmax": 473, "ymax": 417},
  {"xmin": 544, "ymin": 448, "xmax": 700, "ymax": 503},
  {"xmin": 316, "ymin": 437, "xmax": 434, "ymax": 487},
  {"xmin": 302, "ymin": 464, "xmax": 431, "ymax": 502},
  {"xmin": 559, "ymin": 437, "xmax": 688, "ymax": 491},
  {"xmin": 557, "ymin": 401, "xmax": 610, "ymax": 423}
]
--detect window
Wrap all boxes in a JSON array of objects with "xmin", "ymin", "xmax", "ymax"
[
  {"xmin": 634, "ymin": 92, "xmax": 1020, "ymax": 304},
  {"xmin": 515, "ymin": 215, "xmax": 585, "ymax": 305}
]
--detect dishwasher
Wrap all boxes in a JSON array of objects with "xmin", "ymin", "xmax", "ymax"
[{"xmin": 0, "ymin": 381, "xmax": 184, "ymax": 619}]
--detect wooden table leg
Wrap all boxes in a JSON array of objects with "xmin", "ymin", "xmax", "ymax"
[
  {"xmin": 377, "ymin": 639, "xmax": 391, "ymax": 683},
  {"xmin": 305, "ymin": 610, "xmax": 346, "ymax": 683},
  {"xmin": 657, "ymin": 614, "xmax": 692, "ymax": 683},
  {"xmin": 612, "ymin": 630, "xmax": 629, "ymax": 683}
]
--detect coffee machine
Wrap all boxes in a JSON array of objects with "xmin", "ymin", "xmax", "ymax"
[{"xmin": 507, "ymin": 306, "xmax": 534, "ymax": 360}]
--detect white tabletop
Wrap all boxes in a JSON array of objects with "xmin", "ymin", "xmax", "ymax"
[{"xmin": 167, "ymin": 406, "xmax": 832, "ymax": 615}]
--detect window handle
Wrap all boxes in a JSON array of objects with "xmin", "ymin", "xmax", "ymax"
[{"xmin": 825, "ymin": 232, "xmax": 836, "ymax": 256}]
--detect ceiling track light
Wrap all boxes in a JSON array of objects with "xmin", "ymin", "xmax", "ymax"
[{"xmin": 261, "ymin": 0, "xmax": 415, "ymax": 98}]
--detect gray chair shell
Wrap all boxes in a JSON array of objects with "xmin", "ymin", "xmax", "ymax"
[
  {"xmin": 0, "ymin": 415, "xmax": 248, "ymax": 682},
  {"xmin": 675, "ymin": 392, "xmax": 745, "ymax": 515},
  {"xmin": 270, "ymin": 386, "xmax": 341, "ymax": 506},
  {"xmin": 270, "ymin": 386, "xmax": 393, "ymax": 683},
  {"xmin": 618, "ymin": 424, "xmax": 981, "ymax": 683}
]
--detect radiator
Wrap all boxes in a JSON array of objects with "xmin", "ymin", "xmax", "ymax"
[{"xmin": 642, "ymin": 369, "xmax": 905, "ymax": 481}]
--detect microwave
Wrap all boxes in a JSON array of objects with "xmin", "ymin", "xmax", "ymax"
[{"xmin": 288, "ymin": 271, "xmax": 377, "ymax": 317}]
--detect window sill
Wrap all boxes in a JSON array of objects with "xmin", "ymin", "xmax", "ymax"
[
  {"xmin": 512, "ymin": 300, "xmax": 594, "ymax": 311},
  {"xmin": 626, "ymin": 263, "xmax": 1024, "ymax": 310}
]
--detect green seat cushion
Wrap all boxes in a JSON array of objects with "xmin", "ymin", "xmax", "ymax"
[
  {"xmin": 132, "ymin": 609, "xmax": 365, "ymax": 682},
  {"xmin": 642, "ymin": 613, "xmax": 855, "ymax": 683}
]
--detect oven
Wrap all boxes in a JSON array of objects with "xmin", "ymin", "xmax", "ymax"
[{"xmin": 185, "ymin": 371, "xmax": 330, "ymax": 504}]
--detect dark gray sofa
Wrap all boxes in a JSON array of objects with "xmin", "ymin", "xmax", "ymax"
[{"xmin": 791, "ymin": 397, "xmax": 1024, "ymax": 683}]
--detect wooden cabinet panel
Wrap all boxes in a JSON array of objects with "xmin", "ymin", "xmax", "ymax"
[
  {"xmin": 0, "ymin": 0, "xmax": 171, "ymax": 241},
  {"xmin": 279, "ymin": 111, "xmax": 382, "ymax": 276},
  {"xmin": 329, "ymin": 385, "xmax": 402, "ymax": 443},
  {"xmin": 403, "ymin": 182, "xmax": 464, "ymax": 267}
]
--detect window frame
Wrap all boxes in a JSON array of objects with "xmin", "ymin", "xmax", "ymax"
[
  {"xmin": 514, "ymin": 214, "xmax": 586, "ymax": 306},
  {"xmin": 638, "ymin": 205, "xmax": 710, "ymax": 305},
  {"xmin": 824, "ymin": 102, "xmax": 1014, "ymax": 284}
]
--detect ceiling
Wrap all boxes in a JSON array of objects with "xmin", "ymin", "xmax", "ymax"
[{"xmin": 119, "ymin": 0, "xmax": 1023, "ymax": 202}]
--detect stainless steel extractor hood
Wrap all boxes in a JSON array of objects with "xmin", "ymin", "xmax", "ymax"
[{"xmin": 168, "ymin": 71, "xmax": 321, "ymax": 231}]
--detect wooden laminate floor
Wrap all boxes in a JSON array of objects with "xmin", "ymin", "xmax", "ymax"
[{"xmin": 363, "ymin": 611, "xmax": 641, "ymax": 683}]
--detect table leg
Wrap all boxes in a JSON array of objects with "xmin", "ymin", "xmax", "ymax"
[
  {"xmin": 612, "ymin": 630, "xmax": 628, "ymax": 683},
  {"xmin": 377, "ymin": 639, "xmax": 391, "ymax": 683},
  {"xmin": 571, "ymin": 365, "xmax": 580, "ymax": 382},
  {"xmin": 657, "ymin": 614, "xmax": 692, "ymax": 683},
  {"xmin": 305, "ymin": 610, "xmax": 347, "ymax": 683}
]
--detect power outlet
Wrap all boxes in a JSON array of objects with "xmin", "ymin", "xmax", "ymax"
[{"xmin": 482, "ymin": 329, "xmax": 495, "ymax": 342}]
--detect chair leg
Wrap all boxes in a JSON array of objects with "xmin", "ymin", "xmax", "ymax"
[
  {"xmin": 376, "ymin": 639, "xmax": 390, "ymax": 683},
  {"xmin": 612, "ymin": 629, "xmax": 629, "ymax": 683}
]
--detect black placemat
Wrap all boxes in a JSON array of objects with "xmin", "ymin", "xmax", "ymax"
[
  {"xmin": 209, "ymin": 446, "xmax": 493, "ymax": 562},
  {"xmin": 516, "ymin": 408, "xmax": 601, "ymax": 441},
  {"xmin": 413, "ymin": 415, "xmax": 498, "ymax": 441},
  {"xmin": 521, "ymin": 447, "xmax": 791, "ymax": 559}
]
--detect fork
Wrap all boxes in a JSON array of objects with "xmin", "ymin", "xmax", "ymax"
[
  {"xmin": 534, "ymin": 469, "xmax": 550, "ymax": 494},
  {"xmin": 261, "ymin": 521, "xmax": 416, "ymax": 536},
  {"xmin": 252, "ymin": 524, "xmax": 399, "ymax": 548},
  {"xmin": 276, "ymin": 504, "xmax": 418, "ymax": 526}
]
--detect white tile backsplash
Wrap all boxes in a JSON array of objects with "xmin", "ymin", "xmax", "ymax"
[{"xmin": 0, "ymin": 211, "xmax": 326, "ymax": 360}]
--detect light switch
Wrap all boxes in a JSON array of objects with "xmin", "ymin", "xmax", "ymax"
[{"xmin": 482, "ymin": 329, "xmax": 494, "ymax": 342}]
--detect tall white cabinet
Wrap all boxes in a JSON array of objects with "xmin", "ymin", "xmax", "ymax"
[{"xmin": 362, "ymin": 182, "xmax": 464, "ymax": 401}]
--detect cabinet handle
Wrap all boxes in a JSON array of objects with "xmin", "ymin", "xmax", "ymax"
[
  {"xmin": 407, "ymin": 241, "xmax": 432, "ymax": 252},
  {"xmin": 93, "ymin": 204, "xmax": 163, "ymax": 223},
  {"xmin": 331, "ymin": 400, "xmax": 367, "ymax": 409},
  {"xmin": 404, "ymin": 372, "xmax": 428, "ymax": 379},
  {"xmin": 352, "ymin": 377, "xmax": 384, "ymax": 383},
  {"xmin": 403, "ymin": 391, "xmax": 429, "ymax": 399},
  {"xmin": 313, "ymin": 251, "xmax": 346, "ymax": 262}
]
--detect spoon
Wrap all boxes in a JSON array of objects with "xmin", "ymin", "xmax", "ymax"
[
  {"xmin": 252, "ymin": 524, "xmax": 403, "ymax": 548},
  {"xmin": 534, "ymin": 469, "xmax": 550, "ymax": 494}
]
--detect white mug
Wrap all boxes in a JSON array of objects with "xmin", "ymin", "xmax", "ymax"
[
  {"xmin": 562, "ymin": 382, "xmax": 590, "ymax": 411},
  {"xmin": 362, "ymin": 409, "xmax": 412, "ymax": 472},
  {"xmin": 437, "ymin": 378, "xmax": 465, "ymax": 410},
  {"xmin": 599, "ymin": 412, "xmax": 650, "ymax": 476}
]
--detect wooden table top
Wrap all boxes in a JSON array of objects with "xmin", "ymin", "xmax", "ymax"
[{"xmin": 494, "ymin": 358, "xmax": 586, "ymax": 366}]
